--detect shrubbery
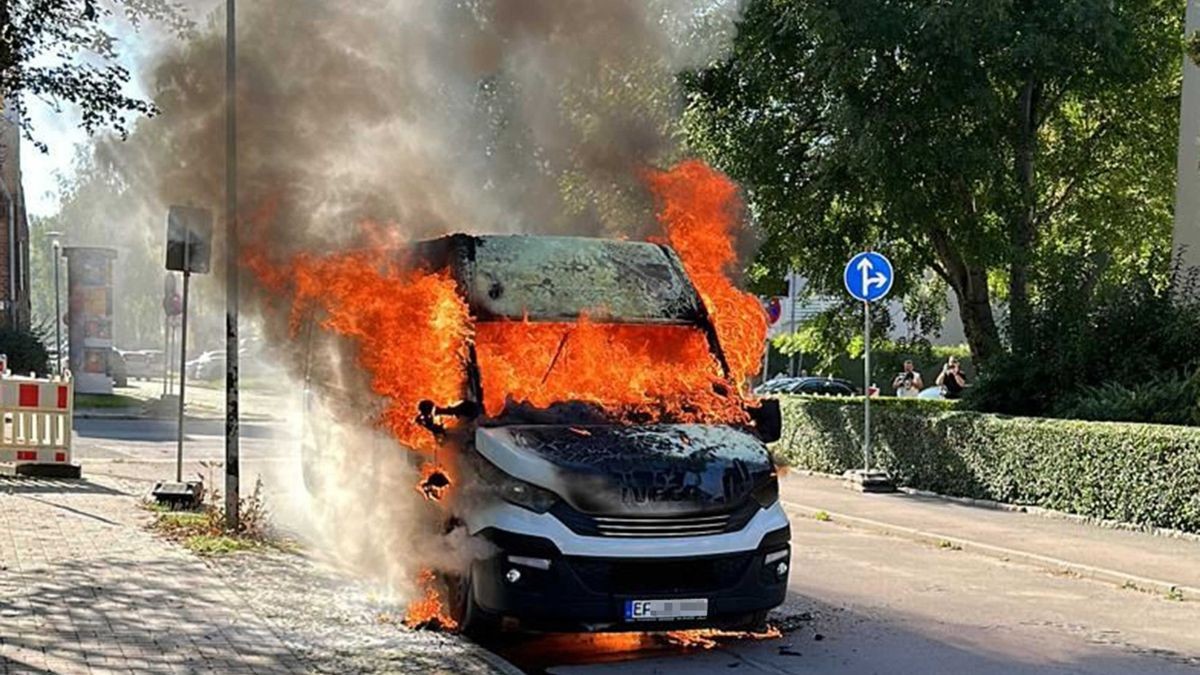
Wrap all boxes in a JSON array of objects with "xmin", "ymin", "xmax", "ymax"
[
  {"xmin": 0, "ymin": 324, "xmax": 51, "ymax": 377},
  {"xmin": 775, "ymin": 396, "xmax": 1200, "ymax": 533},
  {"xmin": 965, "ymin": 261, "xmax": 1200, "ymax": 424}
]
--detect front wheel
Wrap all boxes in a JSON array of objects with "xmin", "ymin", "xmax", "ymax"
[{"xmin": 446, "ymin": 570, "xmax": 498, "ymax": 639}]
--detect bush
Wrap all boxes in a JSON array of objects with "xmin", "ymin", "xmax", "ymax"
[
  {"xmin": 0, "ymin": 325, "xmax": 51, "ymax": 376},
  {"xmin": 966, "ymin": 259, "xmax": 1200, "ymax": 422},
  {"xmin": 1054, "ymin": 374, "xmax": 1200, "ymax": 426},
  {"xmin": 775, "ymin": 396, "xmax": 1200, "ymax": 533}
]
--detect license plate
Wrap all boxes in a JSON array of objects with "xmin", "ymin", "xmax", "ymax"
[{"xmin": 624, "ymin": 599, "xmax": 708, "ymax": 622}]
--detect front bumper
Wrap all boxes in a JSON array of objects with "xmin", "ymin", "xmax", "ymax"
[{"xmin": 470, "ymin": 523, "xmax": 790, "ymax": 632}]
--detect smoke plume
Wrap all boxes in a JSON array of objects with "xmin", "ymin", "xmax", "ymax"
[{"xmin": 100, "ymin": 0, "xmax": 745, "ymax": 604}]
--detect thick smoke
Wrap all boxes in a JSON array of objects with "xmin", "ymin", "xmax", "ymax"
[
  {"xmin": 107, "ymin": 0, "xmax": 744, "ymax": 605},
  {"xmin": 122, "ymin": 0, "xmax": 742, "ymax": 249}
]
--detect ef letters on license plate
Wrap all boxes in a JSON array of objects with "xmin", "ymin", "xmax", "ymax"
[{"xmin": 624, "ymin": 599, "xmax": 709, "ymax": 622}]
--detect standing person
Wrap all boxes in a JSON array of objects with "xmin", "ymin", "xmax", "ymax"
[
  {"xmin": 892, "ymin": 360, "xmax": 924, "ymax": 397},
  {"xmin": 936, "ymin": 356, "xmax": 967, "ymax": 399}
]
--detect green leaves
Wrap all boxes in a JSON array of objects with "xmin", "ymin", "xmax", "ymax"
[
  {"xmin": 683, "ymin": 0, "xmax": 1184, "ymax": 363},
  {"xmin": 775, "ymin": 396, "xmax": 1200, "ymax": 533},
  {"xmin": 0, "ymin": 0, "xmax": 193, "ymax": 150}
]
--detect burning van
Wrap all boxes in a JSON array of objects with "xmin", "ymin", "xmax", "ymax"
[{"xmin": 297, "ymin": 232, "xmax": 788, "ymax": 634}]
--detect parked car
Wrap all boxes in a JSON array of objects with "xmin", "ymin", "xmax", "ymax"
[
  {"xmin": 119, "ymin": 349, "xmax": 165, "ymax": 380},
  {"xmin": 753, "ymin": 377, "xmax": 800, "ymax": 395},
  {"xmin": 755, "ymin": 376, "xmax": 856, "ymax": 397},
  {"xmin": 107, "ymin": 348, "xmax": 129, "ymax": 387},
  {"xmin": 918, "ymin": 386, "xmax": 945, "ymax": 400},
  {"xmin": 187, "ymin": 350, "xmax": 226, "ymax": 381}
]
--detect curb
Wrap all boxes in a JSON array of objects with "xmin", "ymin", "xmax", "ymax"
[
  {"xmin": 73, "ymin": 411, "xmax": 284, "ymax": 423},
  {"xmin": 782, "ymin": 499, "xmax": 1200, "ymax": 602},
  {"xmin": 786, "ymin": 468, "xmax": 1200, "ymax": 544}
]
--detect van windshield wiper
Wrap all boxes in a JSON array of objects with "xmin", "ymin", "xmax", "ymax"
[{"xmin": 540, "ymin": 328, "xmax": 573, "ymax": 385}]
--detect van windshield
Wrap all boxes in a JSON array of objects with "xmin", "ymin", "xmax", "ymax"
[{"xmin": 469, "ymin": 236, "xmax": 702, "ymax": 323}]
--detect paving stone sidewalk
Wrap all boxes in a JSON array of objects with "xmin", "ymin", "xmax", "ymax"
[{"xmin": 0, "ymin": 475, "xmax": 513, "ymax": 675}]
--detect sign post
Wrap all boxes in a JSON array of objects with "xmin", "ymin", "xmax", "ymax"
[
  {"xmin": 153, "ymin": 206, "xmax": 213, "ymax": 508},
  {"xmin": 843, "ymin": 251, "xmax": 896, "ymax": 493}
]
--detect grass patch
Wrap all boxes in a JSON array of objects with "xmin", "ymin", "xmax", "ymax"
[
  {"xmin": 813, "ymin": 510, "xmax": 832, "ymax": 522},
  {"xmin": 75, "ymin": 393, "xmax": 144, "ymax": 409},
  {"xmin": 184, "ymin": 534, "xmax": 260, "ymax": 555},
  {"xmin": 1166, "ymin": 586, "xmax": 1185, "ymax": 602},
  {"xmin": 147, "ymin": 475, "xmax": 273, "ymax": 556},
  {"xmin": 937, "ymin": 540, "xmax": 963, "ymax": 551}
]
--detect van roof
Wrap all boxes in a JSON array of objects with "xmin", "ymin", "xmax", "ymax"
[{"xmin": 417, "ymin": 234, "xmax": 705, "ymax": 324}]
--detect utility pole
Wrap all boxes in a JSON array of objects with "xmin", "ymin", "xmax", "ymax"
[
  {"xmin": 224, "ymin": 0, "xmax": 240, "ymax": 529},
  {"xmin": 787, "ymin": 270, "xmax": 798, "ymax": 377},
  {"xmin": 46, "ymin": 232, "xmax": 63, "ymax": 374}
]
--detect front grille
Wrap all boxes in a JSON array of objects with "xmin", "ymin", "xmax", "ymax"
[
  {"xmin": 550, "ymin": 499, "xmax": 760, "ymax": 538},
  {"xmin": 591, "ymin": 513, "xmax": 729, "ymax": 537},
  {"xmin": 569, "ymin": 554, "xmax": 752, "ymax": 594}
]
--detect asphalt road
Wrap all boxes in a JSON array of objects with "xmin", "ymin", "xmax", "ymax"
[
  {"xmin": 72, "ymin": 416, "xmax": 296, "ymax": 487},
  {"xmin": 70, "ymin": 418, "xmax": 1200, "ymax": 674}
]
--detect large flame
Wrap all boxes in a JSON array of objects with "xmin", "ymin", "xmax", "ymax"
[
  {"xmin": 646, "ymin": 160, "xmax": 767, "ymax": 386},
  {"xmin": 243, "ymin": 246, "xmax": 471, "ymax": 454},
  {"xmin": 244, "ymin": 159, "xmax": 765, "ymax": 633},
  {"xmin": 475, "ymin": 317, "xmax": 746, "ymax": 423}
]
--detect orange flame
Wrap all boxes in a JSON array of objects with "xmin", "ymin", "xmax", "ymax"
[
  {"xmin": 475, "ymin": 317, "xmax": 747, "ymax": 423},
  {"xmin": 403, "ymin": 569, "xmax": 459, "ymax": 631},
  {"xmin": 243, "ymin": 245, "xmax": 471, "ymax": 454},
  {"xmin": 417, "ymin": 462, "xmax": 453, "ymax": 501},
  {"xmin": 243, "ymin": 159, "xmax": 766, "ymax": 633},
  {"xmin": 665, "ymin": 626, "xmax": 782, "ymax": 648},
  {"xmin": 646, "ymin": 160, "xmax": 767, "ymax": 387}
]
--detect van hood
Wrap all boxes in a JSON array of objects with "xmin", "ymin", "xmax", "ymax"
[{"xmin": 475, "ymin": 424, "xmax": 772, "ymax": 516}]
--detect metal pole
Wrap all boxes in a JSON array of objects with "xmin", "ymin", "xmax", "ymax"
[
  {"xmin": 163, "ymin": 313, "xmax": 170, "ymax": 396},
  {"xmin": 224, "ymin": 0, "xmax": 240, "ymax": 529},
  {"xmin": 863, "ymin": 300, "xmax": 871, "ymax": 472},
  {"xmin": 788, "ymin": 269, "xmax": 798, "ymax": 377},
  {"xmin": 761, "ymin": 336, "xmax": 770, "ymax": 383},
  {"xmin": 167, "ymin": 321, "xmax": 175, "ymax": 394},
  {"xmin": 52, "ymin": 241, "xmax": 62, "ymax": 374},
  {"xmin": 176, "ymin": 271, "xmax": 190, "ymax": 483}
]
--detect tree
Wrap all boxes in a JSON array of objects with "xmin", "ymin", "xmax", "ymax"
[
  {"xmin": 0, "ymin": 0, "xmax": 191, "ymax": 149},
  {"xmin": 683, "ymin": 0, "xmax": 1184, "ymax": 365}
]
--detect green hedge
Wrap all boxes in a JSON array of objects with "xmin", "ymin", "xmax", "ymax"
[{"xmin": 775, "ymin": 396, "xmax": 1200, "ymax": 533}]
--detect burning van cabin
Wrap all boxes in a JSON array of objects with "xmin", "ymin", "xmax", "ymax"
[{"xmin": 295, "ymin": 232, "xmax": 790, "ymax": 634}]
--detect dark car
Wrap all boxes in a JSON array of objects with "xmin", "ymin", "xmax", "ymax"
[{"xmin": 755, "ymin": 376, "xmax": 856, "ymax": 397}]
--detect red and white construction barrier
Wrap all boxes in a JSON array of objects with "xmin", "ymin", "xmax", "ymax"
[{"xmin": 0, "ymin": 373, "xmax": 77, "ymax": 478}]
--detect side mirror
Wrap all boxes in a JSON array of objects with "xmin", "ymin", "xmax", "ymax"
[
  {"xmin": 748, "ymin": 398, "xmax": 782, "ymax": 443},
  {"xmin": 416, "ymin": 399, "xmax": 482, "ymax": 438}
]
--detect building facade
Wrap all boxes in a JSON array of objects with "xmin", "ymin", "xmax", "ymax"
[{"xmin": 0, "ymin": 104, "xmax": 31, "ymax": 330}]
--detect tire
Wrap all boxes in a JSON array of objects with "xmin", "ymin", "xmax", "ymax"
[
  {"xmin": 732, "ymin": 609, "xmax": 771, "ymax": 633},
  {"xmin": 446, "ymin": 570, "xmax": 498, "ymax": 640}
]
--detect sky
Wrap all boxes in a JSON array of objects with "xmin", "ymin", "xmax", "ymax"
[
  {"xmin": 19, "ymin": 5, "xmax": 196, "ymax": 218},
  {"xmin": 22, "ymin": 103, "xmax": 87, "ymax": 217}
]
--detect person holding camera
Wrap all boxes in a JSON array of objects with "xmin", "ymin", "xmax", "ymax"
[
  {"xmin": 936, "ymin": 356, "xmax": 967, "ymax": 399},
  {"xmin": 892, "ymin": 360, "xmax": 924, "ymax": 397}
]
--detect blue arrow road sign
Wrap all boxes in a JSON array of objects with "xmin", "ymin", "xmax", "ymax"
[{"xmin": 844, "ymin": 252, "xmax": 894, "ymax": 302}]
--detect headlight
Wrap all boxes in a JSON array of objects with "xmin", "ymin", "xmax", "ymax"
[
  {"xmin": 475, "ymin": 457, "xmax": 559, "ymax": 513},
  {"xmin": 752, "ymin": 474, "xmax": 780, "ymax": 507},
  {"xmin": 500, "ymin": 477, "xmax": 559, "ymax": 513}
]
